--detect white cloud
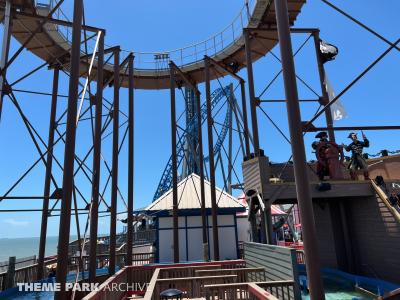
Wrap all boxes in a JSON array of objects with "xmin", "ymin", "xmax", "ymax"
[{"xmin": 3, "ymin": 218, "xmax": 29, "ymax": 226}]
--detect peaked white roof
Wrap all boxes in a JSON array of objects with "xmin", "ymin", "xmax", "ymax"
[{"xmin": 146, "ymin": 174, "xmax": 246, "ymax": 211}]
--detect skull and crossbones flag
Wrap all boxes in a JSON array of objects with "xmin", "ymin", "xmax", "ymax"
[{"xmin": 324, "ymin": 74, "xmax": 348, "ymax": 121}]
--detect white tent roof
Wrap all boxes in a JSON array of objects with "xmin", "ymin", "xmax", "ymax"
[{"xmin": 145, "ymin": 174, "xmax": 246, "ymax": 212}]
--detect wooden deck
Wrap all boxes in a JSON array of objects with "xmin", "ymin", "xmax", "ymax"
[
  {"xmin": 264, "ymin": 180, "xmax": 374, "ymax": 204},
  {"xmin": 83, "ymin": 260, "xmax": 296, "ymax": 300}
]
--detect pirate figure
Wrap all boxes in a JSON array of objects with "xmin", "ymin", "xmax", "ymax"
[
  {"xmin": 312, "ymin": 131, "xmax": 344, "ymax": 180},
  {"xmin": 343, "ymin": 132, "xmax": 370, "ymax": 180}
]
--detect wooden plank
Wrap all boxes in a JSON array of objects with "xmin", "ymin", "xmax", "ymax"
[
  {"xmin": 244, "ymin": 242, "xmax": 301, "ymax": 300},
  {"xmin": 5, "ymin": 257, "xmax": 16, "ymax": 290},
  {"xmin": 244, "ymin": 249, "xmax": 295, "ymax": 270},
  {"xmin": 195, "ymin": 267, "xmax": 265, "ymax": 274},
  {"xmin": 245, "ymin": 247, "xmax": 293, "ymax": 262},
  {"xmin": 245, "ymin": 257, "xmax": 293, "ymax": 281},
  {"xmin": 156, "ymin": 274, "xmax": 238, "ymax": 282},
  {"xmin": 143, "ymin": 268, "xmax": 160, "ymax": 300},
  {"xmin": 248, "ymin": 283, "xmax": 280, "ymax": 300},
  {"xmin": 245, "ymin": 242, "xmax": 293, "ymax": 254},
  {"xmin": 263, "ymin": 181, "xmax": 374, "ymax": 201},
  {"xmin": 246, "ymin": 255, "xmax": 293, "ymax": 274}
]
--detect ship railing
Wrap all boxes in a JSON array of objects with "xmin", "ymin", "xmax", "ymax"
[
  {"xmin": 157, "ymin": 260, "xmax": 246, "ymax": 279},
  {"xmin": 154, "ymin": 274, "xmax": 239, "ymax": 299},
  {"xmin": 133, "ymin": 229, "xmax": 157, "ymax": 245},
  {"xmin": 194, "ymin": 267, "xmax": 267, "ymax": 283},
  {"xmin": 132, "ymin": 265, "xmax": 291, "ymax": 299},
  {"xmin": 95, "ymin": 267, "xmax": 129, "ymax": 300},
  {"xmin": 205, "ymin": 282, "xmax": 281, "ymax": 300},
  {"xmin": 83, "ymin": 260, "xmax": 246, "ymax": 300},
  {"xmin": 204, "ymin": 281, "xmax": 295, "ymax": 300},
  {"xmin": 68, "ymin": 251, "xmax": 155, "ymax": 272},
  {"xmin": 256, "ymin": 281, "xmax": 297, "ymax": 300},
  {"xmin": 144, "ymin": 262, "xmax": 248, "ymax": 299},
  {"xmin": 205, "ymin": 282, "xmax": 250, "ymax": 300}
]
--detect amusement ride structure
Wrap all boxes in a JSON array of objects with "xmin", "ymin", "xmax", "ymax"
[{"xmin": 0, "ymin": 0, "xmax": 400, "ymax": 300}]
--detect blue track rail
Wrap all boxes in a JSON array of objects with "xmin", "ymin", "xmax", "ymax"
[{"xmin": 153, "ymin": 86, "xmax": 232, "ymax": 201}]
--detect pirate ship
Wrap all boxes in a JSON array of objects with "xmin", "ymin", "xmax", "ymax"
[{"xmin": 0, "ymin": 0, "xmax": 399, "ymax": 299}]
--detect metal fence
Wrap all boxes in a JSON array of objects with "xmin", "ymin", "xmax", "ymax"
[
  {"xmin": 39, "ymin": 0, "xmax": 258, "ymax": 70},
  {"xmin": 0, "ymin": 255, "xmax": 36, "ymax": 273}
]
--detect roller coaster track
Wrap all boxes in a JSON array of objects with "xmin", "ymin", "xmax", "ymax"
[
  {"xmin": 0, "ymin": 0, "xmax": 305, "ymax": 89},
  {"xmin": 153, "ymin": 85, "xmax": 232, "ymax": 201}
]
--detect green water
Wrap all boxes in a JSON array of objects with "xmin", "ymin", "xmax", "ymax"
[
  {"xmin": 301, "ymin": 273, "xmax": 376, "ymax": 300},
  {"xmin": 302, "ymin": 290, "xmax": 374, "ymax": 300}
]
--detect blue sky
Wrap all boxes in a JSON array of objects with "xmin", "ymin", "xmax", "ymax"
[{"xmin": 0, "ymin": 0, "xmax": 399, "ymax": 239}]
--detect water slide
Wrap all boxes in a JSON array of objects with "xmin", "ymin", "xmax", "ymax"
[{"xmin": 0, "ymin": 0, "xmax": 305, "ymax": 89}]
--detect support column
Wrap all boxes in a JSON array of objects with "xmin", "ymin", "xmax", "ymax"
[
  {"xmin": 204, "ymin": 58, "xmax": 219, "ymax": 261},
  {"xmin": 5, "ymin": 256, "xmax": 15, "ymax": 289},
  {"xmin": 37, "ymin": 67, "xmax": 59, "ymax": 280},
  {"xmin": 240, "ymin": 80, "xmax": 251, "ymax": 158},
  {"xmin": 257, "ymin": 192, "xmax": 273, "ymax": 244},
  {"xmin": 0, "ymin": 0, "xmax": 12, "ymax": 121},
  {"xmin": 72, "ymin": 190, "xmax": 84, "ymax": 279},
  {"xmin": 313, "ymin": 31, "xmax": 335, "ymax": 142},
  {"xmin": 259, "ymin": 209, "xmax": 267, "ymax": 244},
  {"xmin": 227, "ymin": 84, "xmax": 233, "ymax": 195},
  {"xmin": 109, "ymin": 48, "xmax": 120, "ymax": 275},
  {"xmin": 89, "ymin": 32, "xmax": 104, "ymax": 282},
  {"xmin": 275, "ymin": 0, "xmax": 325, "ymax": 299},
  {"xmin": 196, "ymin": 90, "xmax": 209, "ymax": 261},
  {"xmin": 244, "ymin": 29, "xmax": 261, "ymax": 156},
  {"xmin": 55, "ymin": 0, "xmax": 83, "ymax": 298},
  {"xmin": 264, "ymin": 208, "xmax": 274, "ymax": 244},
  {"xmin": 169, "ymin": 63, "xmax": 179, "ymax": 263},
  {"xmin": 126, "ymin": 53, "xmax": 134, "ymax": 266}
]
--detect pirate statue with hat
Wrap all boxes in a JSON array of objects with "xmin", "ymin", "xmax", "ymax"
[
  {"xmin": 342, "ymin": 132, "xmax": 370, "ymax": 180},
  {"xmin": 312, "ymin": 131, "xmax": 344, "ymax": 180}
]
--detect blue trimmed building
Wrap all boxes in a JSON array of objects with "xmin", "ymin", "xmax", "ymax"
[{"xmin": 139, "ymin": 174, "xmax": 246, "ymax": 263}]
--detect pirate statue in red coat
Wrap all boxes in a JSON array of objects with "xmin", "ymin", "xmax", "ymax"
[
  {"xmin": 312, "ymin": 132, "xmax": 345, "ymax": 180},
  {"xmin": 342, "ymin": 132, "xmax": 370, "ymax": 180}
]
